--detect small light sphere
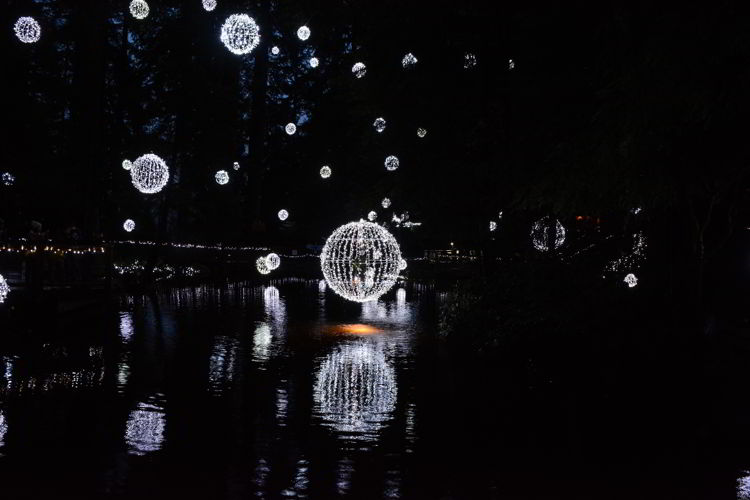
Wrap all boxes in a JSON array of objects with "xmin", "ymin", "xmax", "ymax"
[
  {"xmin": 624, "ymin": 273, "xmax": 638, "ymax": 288},
  {"xmin": 202, "ymin": 0, "xmax": 217, "ymax": 12},
  {"xmin": 278, "ymin": 209, "xmax": 289, "ymax": 221},
  {"xmin": 122, "ymin": 159, "xmax": 133, "ymax": 170},
  {"xmin": 320, "ymin": 165, "xmax": 332, "ymax": 179},
  {"xmin": 130, "ymin": 153, "xmax": 170, "ymax": 194},
  {"xmin": 271, "ymin": 46, "xmax": 280, "ymax": 55},
  {"xmin": 318, "ymin": 279, "xmax": 327, "ymax": 293},
  {"xmin": 399, "ymin": 258, "xmax": 407, "ymax": 271},
  {"xmin": 464, "ymin": 52, "xmax": 477, "ymax": 69},
  {"xmin": 233, "ymin": 161, "xmax": 240, "ymax": 170},
  {"xmin": 297, "ymin": 25, "xmax": 311, "ymax": 41},
  {"xmin": 123, "ymin": 219, "xmax": 136, "ymax": 233},
  {"xmin": 489, "ymin": 221, "xmax": 497, "ymax": 232},
  {"xmin": 215, "ymin": 170, "xmax": 229, "ymax": 185},
  {"xmin": 265, "ymin": 253, "xmax": 281, "ymax": 270},
  {"xmin": 381, "ymin": 197, "xmax": 391, "ymax": 209},
  {"xmin": 417, "ymin": 127, "xmax": 427, "ymax": 138},
  {"xmin": 384, "ymin": 155, "xmax": 400, "ymax": 171},
  {"xmin": 285, "ymin": 123, "xmax": 297, "ymax": 135},
  {"xmin": 309, "ymin": 57, "xmax": 319, "ymax": 68},
  {"xmin": 373, "ymin": 117, "xmax": 386, "ymax": 133},
  {"xmin": 2, "ymin": 173, "xmax": 16, "ymax": 186},
  {"xmin": 14, "ymin": 17, "xmax": 41, "ymax": 43},
  {"xmin": 0, "ymin": 274, "xmax": 10, "ymax": 304},
  {"xmin": 508, "ymin": 58, "xmax": 515, "ymax": 70},
  {"xmin": 320, "ymin": 220, "xmax": 402, "ymax": 302},
  {"xmin": 368, "ymin": 211, "xmax": 378, "ymax": 221},
  {"xmin": 220, "ymin": 14, "xmax": 260, "ymax": 55},
  {"xmin": 129, "ymin": 0, "xmax": 150, "ymax": 20},
  {"xmin": 531, "ymin": 216, "xmax": 566, "ymax": 252},
  {"xmin": 256, "ymin": 256, "xmax": 271, "ymax": 275},
  {"xmin": 352, "ymin": 62, "xmax": 367, "ymax": 78},
  {"xmin": 401, "ymin": 53, "xmax": 418, "ymax": 68}
]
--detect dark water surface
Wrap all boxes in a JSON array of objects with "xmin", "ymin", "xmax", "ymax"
[{"xmin": 1, "ymin": 279, "xmax": 749, "ymax": 499}]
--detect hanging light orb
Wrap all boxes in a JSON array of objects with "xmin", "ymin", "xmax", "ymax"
[
  {"xmin": 367, "ymin": 211, "xmax": 377, "ymax": 221},
  {"xmin": 297, "ymin": 25, "xmax": 311, "ymax": 41},
  {"xmin": 14, "ymin": 17, "xmax": 41, "ymax": 44},
  {"xmin": 417, "ymin": 127, "xmax": 427, "ymax": 138},
  {"xmin": 202, "ymin": 0, "xmax": 217, "ymax": 12},
  {"xmin": 624, "ymin": 273, "xmax": 638, "ymax": 288},
  {"xmin": 122, "ymin": 159, "xmax": 133, "ymax": 171},
  {"xmin": 256, "ymin": 256, "xmax": 271, "ymax": 275},
  {"xmin": 384, "ymin": 155, "xmax": 399, "ymax": 171},
  {"xmin": 309, "ymin": 57, "xmax": 319, "ymax": 68},
  {"xmin": 320, "ymin": 220, "xmax": 402, "ymax": 303},
  {"xmin": 265, "ymin": 253, "xmax": 281, "ymax": 270},
  {"xmin": 489, "ymin": 221, "xmax": 497, "ymax": 232},
  {"xmin": 233, "ymin": 161, "xmax": 240, "ymax": 171},
  {"xmin": 2, "ymin": 173, "xmax": 16, "ymax": 186},
  {"xmin": 271, "ymin": 46, "xmax": 280, "ymax": 55},
  {"xmin": 285, "ymin": 123, "xmax": 297, "ymax": 135},
  {"xmin": 399, "ymin": 258, "xmax": 407, "ymax": 271},
  {"xmin": 320, "ymin": 165, "xmax": 332, "ymax": 179},
  {"xmin": 401, "ymin": 53, "xmax": 418, "ymax": 68},
  {"xmin": 123, "ymin": 219, "xmax": 136, "ymax": 232},
  {"xmin": 373, "ymin": 117, "xmax": 386, "ymax": 133},
  {"xmin": 381, "ymin": 197, "xmax": 391, "ymax": 209},
  {"xmin": 129, "ymin": 0, "xmax": 150, "ymax": 20},
  {"xmin": 464, "ymin": 52, "xmax": 477, "ymax": 69},
  {"xmin": 531, "ymin": 216, "xmax": 566, "ymax": 252},
  {"xmin": 278, "ymin": 209, "xmax": 289, "ymax": 221},
  {"xmin": 220, "ymin": 14, "xmax": 260, "ymax": 55},
  {"xmin": 352, "ymin": 62, "xmax": 367, "ymax": 78},
  {"xmin": 0, "ymin": 274, "xmax": 11, "ymax": 304},
  {"xmin": 130, "ymin": 154, "xmax": 170, "ymax": 194},
  {"xmin": 215, "ymin": 170, "xmax": 229, "ymax": 185}
]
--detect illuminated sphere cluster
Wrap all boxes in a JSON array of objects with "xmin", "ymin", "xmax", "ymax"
[
  {"xmin": 531, "ymin": 217, "xmax": 566, "ymax": 252},
  {"xmin": 309, "ymin": 57, "xmax": 319, "ymax": 68},
  {"xmin": 0, "ymin": 274, "xmax": 10, "ymax": 304},
  {"xmin": 278, "ymin": 209, "xmax": 289, "ymax": 221},
  {"xmin": 320, "ymin": 165, "xmax": 332, "ymax": 179},
  {"xmin": 417, "ymin": 127, "xmax": 427, "ymax": 138},
  {"xmin": 130, "ymin": 154, "xmax": 170, "ymax": 194},
  {"xmin": 265, "ymin": 253, "xmax": 280, "ymax": 270},
  {"xmin": 285, "ymin": 123, "xmax": 297, "ymax": 135},
  {"xmin": 373, "ymin": 117, "xmax": 386, "ymax": 133},
  {"xmin": 14, "ymin": 17, "xmax": 41, "ymax": 44},
  {"xmin": 367, "ymin": 211, "xmax": 377, "ymax": 221},
  {"xmin": 220, "ymin": 14, "xmax": 260, "ymax": 55},
  {"xmin": 381, "ymin": 197, "xmax": 391, "ymax": 209},
  {"xmin": 256, "ymin": 256, "xmax": 271, "ymax": 275},
  {"xmin": 320, "ymin": 220, "xmax": 402, "ymax": 303},
  {"xmin": 401, "ymin": 53, "xmax": 418, "ymax": 68},
  {"xmin": 202, "ymin": 0, "xmax": 217, "ymax": 12},
  {"xmin": 297, "ymin": 25, "xmax": 311, "ymax": 41},
  {"xmin": 352, "ymin": 62, "xmax": 367, "ymax": 78},
  {"xmin": 123, "ymin": 219, "xmax": 136, "ymax": 232},
  {"xmin": 384, "ymin": 155, "xmax": 399, "ymax": 171},
  {"xmin": 215, "ymin": 170, "xmax": 229, "ymax": 185},
  {"xmin": 129, "ymin": 0, "xmax": 150, "ymax": 20}
]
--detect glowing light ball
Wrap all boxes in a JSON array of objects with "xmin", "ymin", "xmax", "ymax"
[
  {"xmin": 297, "ymin": 25, "xmax": 310, "ymax": 41},
  {"xmin": 401, "ymin": 53, "xmax": 418, "ymax": 68},
  {"xmin": 464, "ymin": 52, "xmax": 477, "ymax": 69},
  {"xmin": 314, "ymin": 343, "xmax": 397, "ymax": 436},
  {"xmin": 129, "ymin": 0, "xmax": 150, "ymax": 19},
  {"xmin": 220, "ymin": 14, "xmax": 260, "ymax": 55},
  {"xmin": 624, "ymin": 273, "xmax": 638, "ymax": 288},
  {"xmin": 123, "ymin": 219, "xmax": 136, "ymax": 232},
  {"xmin": 373, "ymin": 117, "xmax": 386, "ymax": 133},
  {"xmin": 2, "ymin": 173, "xmax": 16, "ymax": 186},
  {"xmin": 509, "ymin": 58, "xmax": 515, "ymax": 70},
  {"xmin": 256, "ymin": 256, "xmax": 271, "ymax": 275},
  {"xmin": 417, "ymin": 127, "xmax": 427, "ymax": 138},
  {"xmin": 14, "ymin": 17, "xmax": 41, "ymax": 43},
  {"xmin": 202, "ymin": 0, "xmax": 217, "ymax": 11},
  {"xmin": 399, "ymin": 258, "xmax": 407, "ymax": 271},
  {"xmin": 215, "ymin": 170, "xmax": 229, "ymax": 185},
  {"xmin": 384, "ymin": 155, "xmax": 399, "ymax": 171},
  {"xmin": 122, "ymin": 159, "xmax": 132, "ymax": 170},
  {"xmin": 309, "ymin": 57, "xmax": 319, "ymax": 68},
  {"xmin": 271, "ymin": 46, "xmax": 280, "ymax": 55},
  {"xmin": 278, "ymin": 209, "xmax": 289, "ymax": 221},
  {"xmin": 130, "ymin": 154, "xmax": 169, "ymax": 194},
  {"xmin": 367, "ymin": 211, "xmax": 377, "ymax": 221},
  {"xmin": 320, "ymin": 220, "xmax": 402, "ymax": 302},
  {"xmin": 381, "ymin": 197, "xmax": 391, "ymax": 209},
  {"xmin": 531, "ymin": 217, "xmax": 566, "ymax": 252},
  {"xmin": 352, "ymin": 62, "xmax": 367, "ymax": 78},
  {"xmin": 318, "ymin": 279, "xmax": 327, "ymax": 292},
  {"xmin": 233, "ymin": 161, "xmax": 240, "ymax": 171},
  {"xmin": 265, "ymin": 253, "xmax": 280, "ymax": 270},
  {"xmin": 285, "ymin": 123, "xmax": 297, "ymax": 135},
  {"xmin": 489, "ymin": 221, "xmax": 497, "ymax": 232},
  {"xmin": 0, "ymin": 274, "xmax": 10, "ymax": 304},
  {"xmin": 320, "ymin": 165, "xmax": 332, "ymax": 179}
]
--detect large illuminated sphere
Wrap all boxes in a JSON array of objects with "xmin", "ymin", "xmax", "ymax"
[
  {"xmin": 122, "ymin": 159, "xmax": 132, "ymax": 170},
  {"xmin": 265, "ymin": 253, "xmax": 280, "ymax": 270},
  {"xmin": 129, "ymin": 0, "xmax": 150, "ymax": 19},
  {"xmin": 309, "ymin": 57, "xmax": 319, "ymax": 68},
  {"xmin": 417, "ymin": 127, "xmax": 427, "ymax": 138},
  {"xmin": 352, "ymin": 62, "xmax": 367, "ymax": 78},
  {"xmin": 14, "ymin": 17, "xmax": 41, "ymax": 44},
  {"xmin": 0, "ymin": 274, "xmax": 10, "ymax": 304},
  {"xmin": 320, "ymin": 220, "xmax": 402, "ymax": 303},
  {"xmin": 256, "ymin": 256, "xmax": 271, "ymax": 275},
  {"xmin": 202, "ymin": 0, "xmax": 217, "ymax": 11},
  {"xmin": 381, "ymin": 197, "xmax": 391, "ymax": 209},
  {"xmin": 215, "ymin": 170, "xmax": 229, "ymax": 185},
  {"xmin": 297, "ymin": 25, "xmax": 310, "ymax": 41},
  {"xmin": 531, "ymin": 217, "xmax": 566, "ymax": 252},
  {"xmin": 402, "ymin": 53, "xmax": 418, "ymax": 68},
  {"xmin": 320, "ymin": 165, "xmax": 332, "ymax": 179},
  {"xmin": 373, "ymin": 117, "xmax": 386, "ymax": 133},
  {"xmin": 278, "ymin": 209, "xmax": 289, "ymax": 221},
  {"xmin": 220, "ymin": 14, "xmax": 260, "ymax": 55},
  {"xmin": 123, "ymin": 219, "xmax": 136, "ymax": 232},
  {"xmin": 285, "ymin": 123, "xmax": 297, "ymax": 135},
  {"xmin": 271, "ymin": 46, "xmax": 280, "ymax": 55},
  {"xmin": 131, "ymin": 154, "xmax": 169, "ymax": 194},
  {"xmin": 384, "ymin": 155, "xmax": 399, "ymax": 171}
]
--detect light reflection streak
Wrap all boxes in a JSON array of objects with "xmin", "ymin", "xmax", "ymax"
[
  {"xmin": 252, "ymin": 323, "xmax": 273, "ymax": 364},
  {"xmin": 119, "ymin": 311, "xmax": 134, "ymax": 342},
  {"xmin": 125, "ymin": 397, "xmax": 166, "ymax": 455},
  {"xmin": 208, "ymin": 336, "xmax": 239, "ymax": 393},
  {"xmin": 0, "ymin": 409, "xmax": 7, "ymax": 451}
]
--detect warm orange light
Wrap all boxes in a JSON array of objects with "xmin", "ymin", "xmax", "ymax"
[{"xmin": 327, "ymin": 323, "xmax": 383, "ymax": 336}]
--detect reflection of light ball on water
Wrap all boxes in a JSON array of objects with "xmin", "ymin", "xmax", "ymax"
[
  {"xmin": 0, "ymin": 274, "xmax": 11, "ymax": 304},
  {"xmin": 130, "ymin": 154, "xmax": 169, "ymax": 194},
  {"xmin": 220, "ymin": 14, "xmax": 260, "ymax": 55},
  {"xmin": 531, "ymin": 217, "xmax": 566, "ymax": 252}
]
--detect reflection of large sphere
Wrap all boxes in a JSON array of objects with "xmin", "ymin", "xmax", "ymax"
[
  {"xmin": 531, "ymin": 216, "xmax": 566, "ymax": 252},
  {"xmin": 220, "ymin": 14, "xmax": 260, "ymax": 55},
  {"xmin": 320, "ymin": 220, "xmax": 401, "ymax": 302},
  {"xmin": 314, "ymin": 342, "xmax": 397, "ymax": 437},
  {"xmin": 129, "ymin": 0, "xmax": 150, "ymax": 19},
  {"xmin": 131, "ymin": 154, "xmax": 169, "ymax": 194},
  {"xmin": 0, "ymin": 274, "xmax": 10, "ymax": 304},
  {"xmin": 14, "ymin": 17, "xmax": 41, "ymax": 43}
]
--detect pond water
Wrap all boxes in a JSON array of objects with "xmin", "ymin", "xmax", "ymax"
[{"xmin": 0, "ymin": 279, "xmax": 749, "ymax": 499}]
